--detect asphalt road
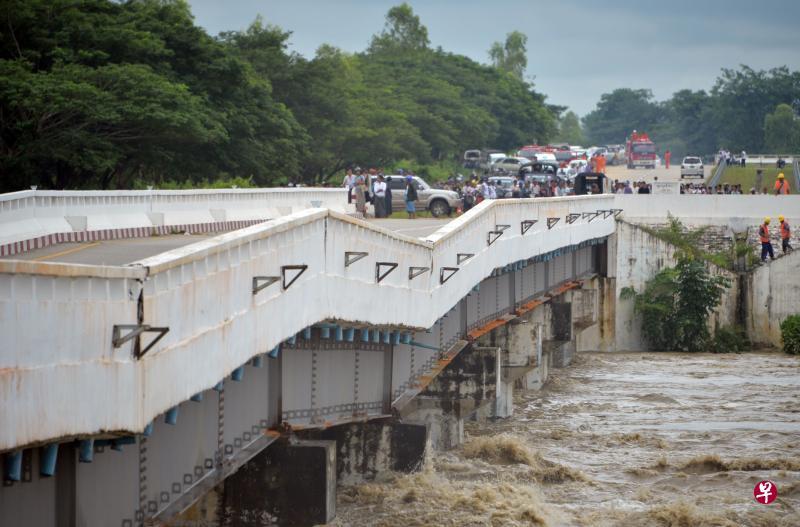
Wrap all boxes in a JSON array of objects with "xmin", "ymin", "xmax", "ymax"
[
  {"xmin": 368, "ymin": 218, "xmax": 452, "ymax": 238},
  {"xmin": 5, "ymin": 219, "xmax": 454, "ymax": 265},
  {"xmin": 1, "ymin": 235, "xmax": 215, "ymax": 265}
]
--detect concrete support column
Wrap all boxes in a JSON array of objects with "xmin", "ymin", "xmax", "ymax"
[
  {"xmin": 219, "ymin": 440, "xmax": 336, "ymax": 527},
  {"xmin": 306, "ymin": 421, "xmax": 427, "ymax": 485},
  {"xmin": 547, "ymin": 301, "xmax": 576, "ymax": 368}
]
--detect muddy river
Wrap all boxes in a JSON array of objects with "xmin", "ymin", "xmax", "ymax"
[{"xmin": 331, "ymin": 352, "xmax": 800, "ymax": 526}]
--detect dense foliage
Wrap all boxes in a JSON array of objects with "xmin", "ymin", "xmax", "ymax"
[
  {"xmin": 0, "ymin": 1, "xmax": 556, "ymax": 191},
  {"xmin": 583, "ymin": 67, "xmax": 800, "ymax": 158},
  {"xmin": 624, "ymin": 256, "xmax": 730, "ymax": 352},
  {"xmin": 780, "ymin": 315, "xmax": 800, "ymax": 355}
]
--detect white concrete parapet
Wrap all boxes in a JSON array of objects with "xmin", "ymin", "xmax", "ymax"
[
  {"xmin": 0, "ymin": 188, "xmax": 351, "ymax": 252},
  {"xmin": 614, "ymin": 194, "xmax": 800, "ymax": 228},
  {"xmin": 0, "ymin": 196, "xmax": 615, "ymax": 451}
]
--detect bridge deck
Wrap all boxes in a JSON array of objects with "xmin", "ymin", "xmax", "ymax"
[
  {"xmin": 0, "ymin": 234, "xmax": 215, "ymax": 265},
  {"xmin": 0, "ymin": 219, "xmax": 453, "ymax": 264}
]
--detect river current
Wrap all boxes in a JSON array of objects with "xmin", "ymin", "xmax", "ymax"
[{"xmin": 330, "ymin": 352, "xmax": 800, "ymax": 526}]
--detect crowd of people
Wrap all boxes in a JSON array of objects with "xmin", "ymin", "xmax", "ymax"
[
  {"xmin": 717, "ymin": 148, "xmax": 747, "ymax": 167},
  {"xmin": 342, "ymin": 167, "xmax": 420, "ymax": 219}
]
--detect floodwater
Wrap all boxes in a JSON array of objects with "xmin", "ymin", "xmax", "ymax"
[{"xmin": 330, "ymin": 352, "xmax": 800, "ymax": 526}]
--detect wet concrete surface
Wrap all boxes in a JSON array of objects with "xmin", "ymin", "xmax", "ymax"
[{"xmin": 332, "ymin": 351, "xmax": 800, "ymax": 526}]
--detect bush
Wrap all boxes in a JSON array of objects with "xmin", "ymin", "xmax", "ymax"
[
  {"xmin": 780, "ymin": 315, "xmax": 800, "ymax": 355},
  {"xmin": 711, "ymin": 326, "xmax": 750, "ymax": 353},
  {"xmin": 629, "ymin": 255, "xmax": 730, "ymax": 352}
]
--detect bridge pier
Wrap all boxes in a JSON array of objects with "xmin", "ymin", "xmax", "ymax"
[
  {"xmin": 302, "ymin": 420, "xmax": 428, "ymax": 485},
  {"xmin": 218, "ymin": 439, "xmax": 337, "ymax": 526}
]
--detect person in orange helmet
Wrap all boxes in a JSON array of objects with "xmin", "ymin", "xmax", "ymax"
[
  {"xmin": 664, "ymin": 149, "xmax": 671, "ymax": 169},
  {"xmin": 774, "ymin": 173, "xmax": 790, "ymax": 194},
  {"xmin": 759, "ymin": 217, "xmax": 775, "ymax": 261},
  {"xmin": 779, "ymin": 215, "xmax": 792, "ymax": 253}
]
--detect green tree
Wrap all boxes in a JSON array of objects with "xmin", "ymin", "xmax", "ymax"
[
  {"xmin": 556, "ymin": 111, "xmax": 584, "ymax": 145},
  {"xmin": 583, "ymin": 88, "xmax": 662, "ymax": 145},
  {"xmin": 369, "ymin": 3, "xmax": 429, "ymax": 53},
  {"xmin": 489, "ymin": 31, "xmax": 527, "ymax": 80},
  {"xmin": 764, "ymin": 103, "xmax": 799, "ymax": 153},
  {"xmin": 627, "ymin": 255, "xmax": 729, "ymax": 352}
]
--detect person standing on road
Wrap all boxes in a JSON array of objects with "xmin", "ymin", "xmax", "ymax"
[
  {"xmin": 343, "ymin": 169, "xmax": 356, "ymax": 203},
  {"xmin": 759, "ymin": 217, "xmax": 775, "ymax": 262},
  {"xmin": 774, "ymin": 173, "xmax": 790, "ymax": 195},
  {"xmin": 384, "ymin": 176, "xmax": 393, "ymax": 216},
  {"xmin": 354, "ymin": 176, "xmax": 367, "ymax": 217},
  {"xmin": 779, "ymin": 215, "xmax": 793, "ymax": 253},
  {"xmin": 664, "ymin": 150, "xmax": 671, "ymax": 169},
  {"xmin": 404, "ymin": 175, "xmax": 418, "ymax": 219},
  {"xmin": 373, "ymin": 174, "xmax": 387, "ymax": 218}
]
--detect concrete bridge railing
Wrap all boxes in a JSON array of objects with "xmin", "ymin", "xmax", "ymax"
[
  {"xmin": 0, "ymin": 188, "xmax": 350, "ymax": 251},
  {"xmin": 613, "ymin": 194, "xmax": 800, "ymax": 227},
  {"xmin": 0, "ymin": 195, "xmax": 615, "ymax": 452}
]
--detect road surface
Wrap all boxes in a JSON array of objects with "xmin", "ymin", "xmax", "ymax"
[
  {"xmin": 0, "ymin": 235, "xmax": 216, "ymax": 266},
  {"xmin": 2, "ymin": 219, "xmax": 455, "ymax": 265}
]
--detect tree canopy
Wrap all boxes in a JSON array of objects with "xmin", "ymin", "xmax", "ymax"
[
  {"xmin": 0, "ymin": 1, "xmax": 557, "ymax": 191},
  {"xmin": 582, "ymin": 66, "xmax": 800, "ymax": 157}
]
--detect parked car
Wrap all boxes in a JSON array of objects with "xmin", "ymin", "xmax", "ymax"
[
  {"xmin": 484, "ymin": 152, "xmax": 507, "ymax": 171},
  {"xmin": 680, "ymin": 156, "xmax": 704, "ymax": 179},
  {"xmin": 488, "ymin": 176, "xmax": 517, "ymax": 198},
  {"xmin": 373, "ymin": 175, "xmax": 462, "ymax": 217},
  {"xmin": 463, "ymin": 149, "xmax": 481, "ymax": 169},
  {"xmin": 519, "ymin": 161, "xmax": 559, "ymax": 177},
  {"xmin": 492, "ymin": 156, "xmax": 530, "ymax": 173}
]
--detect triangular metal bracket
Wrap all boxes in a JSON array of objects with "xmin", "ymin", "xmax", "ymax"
[
  {"xmin": 547, "ymin": 217, "xmax": 560, "ymax": 229},
  {"xmin": 112, "ymin": 324, "xmax": 169, "ymax": 359},
  {"xmin": 281, "ymin": 265, "xmax": 307, "ymax": 290},
  {"xmin": 375, "ymin": 262, "xmax": 398, "ymax": 283},
  {"xmin": 495, "ymin": 224, "xmax": 511, "ymax": 232},
  {"xmin": 600, "ymin": 209, "xmax": 613, "ymax": 219},
  {"xmin": 252, "ymin": 276, "xmax": 279, "ymax": 295},
  {"xmin": 345, "ymin": 251, "xmax": 368, "ymax": 267},
  {"xmin": 521, "ymin": 219, "xmax": 538, "ymax": 234},
  {"xmin": 457, "ymin": 253, "xmax": 474, "ymax": 264},
  {"xmin": 566, "ymin": 213, "xmax": 581, "ymax": 224},
  {"xmin": 487, "ymin": 230, "xmax": 504, "ymax": 246},
  {"xmin": 582, "ymin": 211, "xmax": 600, "ymax": 222},
  {"xmin": 408, "ymin": 266, "xmax": 430, "ymax": 280},
  {"xmin": 612, "ymin": 208, "xmax": 623, "ymax": 218},
  {"xmin": 440, "ymin": 267, "xmax": 459, "ymax": 284}
]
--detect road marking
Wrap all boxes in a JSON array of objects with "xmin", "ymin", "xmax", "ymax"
[{"xmin": 32, "ymin": 242, "xmax": 101, "ymax": 262}]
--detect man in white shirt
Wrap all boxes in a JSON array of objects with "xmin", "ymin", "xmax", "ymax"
[
  {"xmin": 373, "ymin": 174, "xmax": 387, "ymax": 217},
  {"xmin": 343, "ymin": 169, "xmax": 355, "ymax": 203}
]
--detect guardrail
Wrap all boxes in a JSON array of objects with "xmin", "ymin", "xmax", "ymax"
[
  {"xmin": 0, "ymin": 188, "xmax": 350, "ymax": 254},
  {"xmin": 708, "ymin": 158, "xmax": 727, "ymax": 187},
  {"xmin": 0, "ymin": 195, "xmax": 616, "ymax": 451},
  {"xmin": 793, "ymin": 158, "xmax": 800, "ymax": 191}
]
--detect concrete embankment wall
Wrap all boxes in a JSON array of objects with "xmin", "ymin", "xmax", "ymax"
[
  {"xmin": 610, "ymin": 220, "xmax": 739, "ymax": 352},
  {"xmin": 745, "ymin": 250, "xmax": 800, "ymax": 347}
]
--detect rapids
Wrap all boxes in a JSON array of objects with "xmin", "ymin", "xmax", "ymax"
[{"xmin": 330, "ymin": 351, "xmax": 800, "ymax": 526}]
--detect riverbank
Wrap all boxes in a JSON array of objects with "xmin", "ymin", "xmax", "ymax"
[{"xmin": 330, "ymin": 351, "xmax": 800, "ymax": 526}]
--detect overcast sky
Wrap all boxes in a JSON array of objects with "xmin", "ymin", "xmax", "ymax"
[{"xmin": 187, "ymin": 0, "xmax": 800, "ymax": 116}]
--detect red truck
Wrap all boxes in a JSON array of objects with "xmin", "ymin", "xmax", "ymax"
[{"xmin": 626, "ymin": 131, "xmax": 657, "ymax": 169}]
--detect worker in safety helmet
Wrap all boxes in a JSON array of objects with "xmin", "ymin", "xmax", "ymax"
[
  {"xmin": 759, "ymin": 217, "xmax": 775, "ymax": 262},
  {"xmin": 774, "ymin": 173, "xmax": 790, "ymax": 195},
  {"xmin": 779, "ymin": 215, "xmax": 792, "ymax": 253}
]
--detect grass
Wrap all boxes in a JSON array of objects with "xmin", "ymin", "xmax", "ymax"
[
  {"xmin": 716, "ymin": 165, "xmax": 794, "ymax": 193},
  {"xmin": 386, "ymin": 210, "xmax": 435, "ymax": 219}
]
